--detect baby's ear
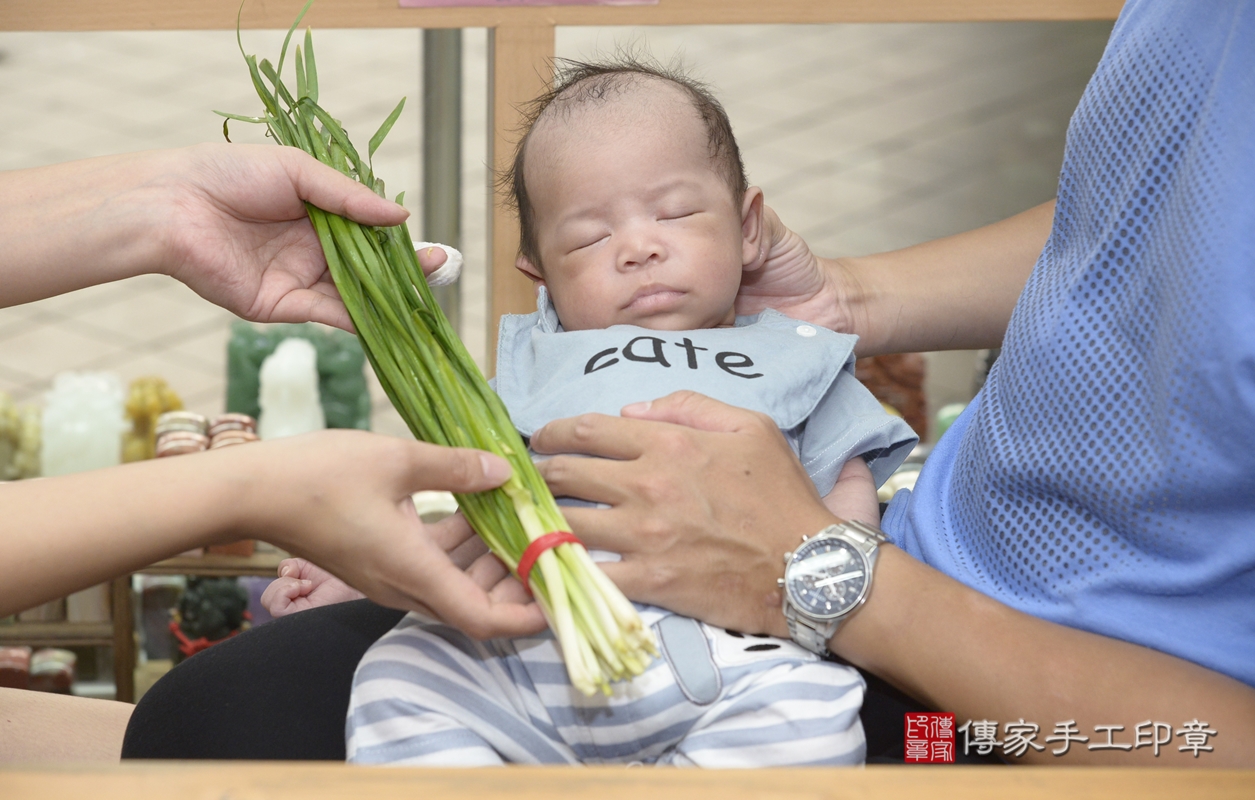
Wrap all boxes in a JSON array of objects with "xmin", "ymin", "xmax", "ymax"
[
  {"xmin": 515, "ymin": 255, "xmax": 546, "ymax": 297},
  {"xmin": 740, "ymin": 187, "xmax": 765, "ymax": 271}
]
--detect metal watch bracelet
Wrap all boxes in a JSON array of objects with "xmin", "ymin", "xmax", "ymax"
[{"xmin": 783, "ymin": 520, "xmax": 887, "ymax": 657}]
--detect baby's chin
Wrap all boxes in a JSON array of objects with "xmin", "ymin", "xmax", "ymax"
[
  {"xmin": 557, "ymin": 294, "xmax": 736, "ymax": 331},
  {"xmin": 628, "ymin": 316, "xmax": 728, "ymax": 332},
  {"xmin": 607, "ymin": 307, "xmax": 736, "ymax": 331}
]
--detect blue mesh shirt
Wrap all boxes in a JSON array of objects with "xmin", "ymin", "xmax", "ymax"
[{"xmin": 883, "ymin": 1, "xmax": 1255, "ymax": 686}]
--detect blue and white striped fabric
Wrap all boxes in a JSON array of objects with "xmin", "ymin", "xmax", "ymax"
[{"xmin": 347, "ymin": 607, "xmax": 865, "ymax": 766}]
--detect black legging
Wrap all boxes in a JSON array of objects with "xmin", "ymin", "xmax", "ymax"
[
  {"xmin": 122, "ymin": 599, "xmax": 996, "ymax": 763},
  {"xmin": 122, "ymin": 599, "xmax": 404, "ymax": 760}
]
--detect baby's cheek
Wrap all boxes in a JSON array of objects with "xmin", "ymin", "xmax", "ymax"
[{"xmin": 552, "ymin": 292, "xmax": 615, "ymax": 331}]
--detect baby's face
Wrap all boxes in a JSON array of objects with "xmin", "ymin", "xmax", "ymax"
[{"xmin": 520, "ymin": 85, "xmax": 758, "ymax": 331}]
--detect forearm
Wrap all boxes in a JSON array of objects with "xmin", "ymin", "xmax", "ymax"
[
  {"xmin": 0, "ymin": 449, "xmax": 248, "ymax": 616},
  {"xmin": 0, "ymin": 688, "xmax": 131, "ymax": 764},
  {"xmin": 838, "ymin": 200, "xmax": 1054, "ymax": 356},
  {"xmin": 833, "ymin": 545, "xmax": 1255, "ymax": 766},
  {"xmin": 0, "ymin": 152, "xmax": 176, "ymax": 307}
]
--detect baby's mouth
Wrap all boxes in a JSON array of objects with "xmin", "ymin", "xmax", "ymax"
[{"xmin": 625, "ymin": 284, "xmax": 684, "ymax": 313}]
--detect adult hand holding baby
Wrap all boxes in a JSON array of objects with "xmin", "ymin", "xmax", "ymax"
[
  {"xmin": 225, "ymin": 431, "xmax": 543, "ymax": 640},
  {"xmin": 261, "ymin": 507, "xmax": 519, "ymax": 628},
  {"xmin": 735, "ymin": 204, "xmax": 864, "ymax": 340},
  {"xmin": 742, "ymin": 200, "xmax": 1054, "ymax": 357},
  {"xmin": 531, "ymin": 390, "xmax": 839, "ymax": 638}
]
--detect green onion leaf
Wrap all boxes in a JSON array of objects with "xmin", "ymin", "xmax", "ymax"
[
  {"xmin": 369, "ymin": 97, "xmax": 406, "ymax": 161},
  {"xmin": 295, "ymin": 44, "xmax": 307, "ymax": 100},
  {"xmin": 277, "ymin": 0, "xmax": 314, "ymax": 81},
  {"xmin": 213, "ymin": 110, "xmax": 266, "ymax": 123},
  {"xmin": 303, "ymin": 28, "xmax": 319, "ymax": 103}
]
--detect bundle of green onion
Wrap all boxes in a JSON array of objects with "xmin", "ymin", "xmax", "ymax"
[{"xmin": 217, "ymin": 1, "xmax": 655, "ymax": 695}]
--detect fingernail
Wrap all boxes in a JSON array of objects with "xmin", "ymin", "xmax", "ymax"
[
  {"xmin": 622, "ymin": 400, "xmax": 651, "ymax": 416},
  {"xmin": 479, "ymin": 453, "xmax": 512, "ymax": 483},
  {"xmin": 300, "ymin": 579, "xmax": 312, "ymax": 587},
  {"xmin": 280, "ymin": 566, "xmax": 293, "ymax": 577}
]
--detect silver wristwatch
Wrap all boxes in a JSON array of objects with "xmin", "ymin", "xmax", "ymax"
[{"xmin": 778, "ymin": 520, "xmax": 886, "ymax": 656}]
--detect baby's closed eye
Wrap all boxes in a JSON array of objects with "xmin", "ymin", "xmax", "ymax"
[
  {"xmin": 658, "ymin": 209, "xmax": 697, "ymax": 221},
  {"xmin": 562, "ymin": 229, "xmax": 610, "ymax": 253}
]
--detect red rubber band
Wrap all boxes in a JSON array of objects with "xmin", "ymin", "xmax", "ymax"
[{"xmin": 517, "ymin": 531, "xmax": 583, "ymax": 594}]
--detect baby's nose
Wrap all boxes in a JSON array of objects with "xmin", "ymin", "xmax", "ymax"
[{"xmin": 618, "ymin": 230, "xmax": 665, "ymax": 270}]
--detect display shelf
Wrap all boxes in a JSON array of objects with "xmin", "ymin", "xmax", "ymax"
[
  {"xmin": 141, "ymin": 550, "xmax": 287, "ymax": 578},
  {"xmin": 0, "ymin": 621, "xmax": 113, "ymax": 647},
  {"xmin": 5, "ymin": 554, "xmax": 288, "ymax": 703},
  {"xmin": 104, "ymin": 548, "xmax": 290, "ymax": 702},
  {"xmin": 1, "ymin": 578, "xmax": 131, "ymax": 700}
]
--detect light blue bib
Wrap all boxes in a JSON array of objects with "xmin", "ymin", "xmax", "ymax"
[{"xmin": 495, "ymin": 289, "xmax": 916, "ymax": 492}]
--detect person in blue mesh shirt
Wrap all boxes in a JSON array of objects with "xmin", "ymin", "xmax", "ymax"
[
  {"xmin": 123, "ymin": 0, "xmax": 1253, "ymax": 766},
  {"xmin": 529, "ymin": 0, "xmax": 1255, "ymax": 765}
]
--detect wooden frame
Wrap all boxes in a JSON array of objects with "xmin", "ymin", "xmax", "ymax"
[
  {"xmin": 0, "ymin": 0, "xmax": 1121, "ymax": 365},
  {"xmin": 10, "ymin": 5, "xmax": 1248, "ymax": 793},
  {"xmin": 3, "ymin": 762, "xmax": 1254, "ymax": 798}
]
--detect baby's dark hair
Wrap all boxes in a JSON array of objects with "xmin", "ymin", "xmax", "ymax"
[{"xmin": 506, "ymin": 55, "xmax": 748, "ymax": 270}]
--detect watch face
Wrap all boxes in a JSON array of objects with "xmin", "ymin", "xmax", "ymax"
[{"xmin": 785, "ymin": 537, "xmax": 869, "ymax": 620}]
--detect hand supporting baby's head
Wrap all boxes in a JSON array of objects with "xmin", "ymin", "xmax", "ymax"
[{"xmin": 507, "ymin": 57, "xmax": 765, "ymax": 332}]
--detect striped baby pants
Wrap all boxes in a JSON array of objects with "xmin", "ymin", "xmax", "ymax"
[{"xmin": 346, "ymin": 606, "xmax": 865, "ymax": 766}]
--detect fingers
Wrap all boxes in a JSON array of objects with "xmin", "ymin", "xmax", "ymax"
[
  {"xmin": 276, "ymin": 558, "xmax": 304, "ymax": 580},
  {"xmin": 465, "ymin": 551, "xmax": 510, "ymax": 591},
  {"xmin": 534, "ymin": 455, "xmax": 630, "ymax": 508},
  {"xmin": 268, "ymin": 287, "xmax": 353, "ymax": 332},
  {"xmin": 427, "ymin": 513, "xmax": 488, "ymax": 568},
  {"xmin": 621, "ymin": 390, "xmax": 769, "ymax": 435},
  {"xmin": 463, "ymin": 549, "xmax": 536, "ymax": 610},
  {"xmin": 552, "ymin": 505, "xmax": 640, "ymax": 554},
  {"xmin": 399, "ymin": 442, "xmax": 512, "ymax": 494},
  {"xmin": 260, "ymin": 576, "xmax": 309, "ymax": 617},
  {"xmin": 394, "ymin": 555, "xmax": 547, "ymax": 639},
  {"xmin": 414, "ymin": 243, "xmax": 463, "ymax": 286},
  {"xmin": 487, "ymin": 575, "xmax": 532, "ymax": 607},
  {"xmin": 586, "ymin": 560, "xmax": 656, "ymax": 606},
  {"xmin": 415, "ymin": 244, "xmax": 448, "ymax": 272},
  {"xmin": 530, "ymin": 413, "xmax": 648, "ymax": 459},
  {"xmin": 467, "ymin": 554, "xmax": 545, "ymax": 632},
  {"xmin": 448, "ymin": 535, "xmax": 488, "ymax": 570},
  {"xmin": 282, "ymin": 149, "xmax": 409, "ymax": 227}
]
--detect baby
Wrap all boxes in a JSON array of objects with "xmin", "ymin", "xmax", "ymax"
[{"xmin": 345, "ymin": 58, "xmax": 917, "ymax": 767}]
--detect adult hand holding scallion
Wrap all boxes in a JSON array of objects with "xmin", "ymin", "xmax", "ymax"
[{"xmin": 217, "ymin": 0, "xmax": 655, "ymax": 696}]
